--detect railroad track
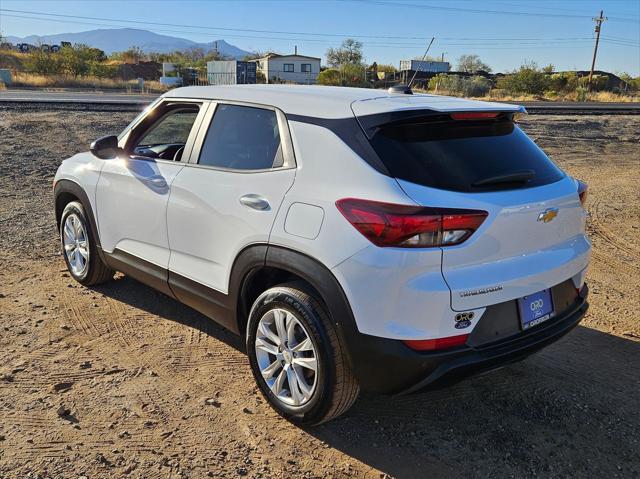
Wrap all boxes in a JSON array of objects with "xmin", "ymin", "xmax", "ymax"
[{"xmin": 0, "ymin": 91, "xmax": 639, "ymax": 114}]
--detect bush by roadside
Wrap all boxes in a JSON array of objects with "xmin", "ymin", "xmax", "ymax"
[{"xmin": 9, "ymin": 71, "xmax": 168, "ymax": 92}]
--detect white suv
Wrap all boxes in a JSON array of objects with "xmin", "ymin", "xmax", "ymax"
[{"xmin": 54, "ymin": 85, "xmax": 590, "ymax": 425}]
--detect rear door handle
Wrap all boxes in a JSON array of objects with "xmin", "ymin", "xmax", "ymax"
[{"xmin": 240, "ymin": 194, "xmax": 270, "ymax": 211}]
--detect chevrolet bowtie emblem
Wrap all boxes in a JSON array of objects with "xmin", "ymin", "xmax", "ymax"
[{"xmin": 537, "ymin": 208, "xmax": 558, "ymax": 223}]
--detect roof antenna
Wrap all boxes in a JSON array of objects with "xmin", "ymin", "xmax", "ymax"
[{"xmin": 408, "ymin": 36, "xmax": 435, "ymax": 89}]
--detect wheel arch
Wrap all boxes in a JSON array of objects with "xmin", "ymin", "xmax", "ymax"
[
  {"xmin": 54, "ymin": 179, "xmax": 103, "ymax": 252},
  {"xmin": 233, "ymin": 244, "xmax": 360, "ymax": 368}
]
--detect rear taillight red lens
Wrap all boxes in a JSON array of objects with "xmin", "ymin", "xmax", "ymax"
[
  {"xmin": 336, "ymin": 198, "xmax": 488, "ymax": 248},
  {"xmin": 403, "ymin": 334, "xmax": 470, "ymax": 351},
  {"xmin": 450, "ymin": 112, "xmax": 501, "ymax": 120},
  {"xmin": 577, "ymin": 179, "xmax": 588, "ymax": 207}
]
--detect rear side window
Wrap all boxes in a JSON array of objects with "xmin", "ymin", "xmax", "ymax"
[
  {"xmin": 199, "ymin": 104, "xmax": 283, "ymax": 170},
  {"xmin": 369, "ymin": 117, "xmax": 564, "ymax": 192}
]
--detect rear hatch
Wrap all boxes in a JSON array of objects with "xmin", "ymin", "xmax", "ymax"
[{"xmin": 352, "ymin": 95, "xmax": 590, "ymax": 311}]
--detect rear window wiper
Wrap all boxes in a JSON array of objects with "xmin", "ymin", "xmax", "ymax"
[{"xmin": 472, "ymin": 170, "xmax": 535, "ymax": 187}]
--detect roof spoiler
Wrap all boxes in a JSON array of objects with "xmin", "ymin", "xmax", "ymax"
[{"xmin": 356, "ymin": 106, "xmax": 527, "ymax": 139}]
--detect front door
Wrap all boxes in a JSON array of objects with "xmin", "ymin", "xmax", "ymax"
[{"xmin": 95, "ymin": 100, "xmax": 208, "ymax": 291}]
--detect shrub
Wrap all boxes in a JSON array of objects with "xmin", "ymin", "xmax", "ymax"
[
  {"xmin": 576, "ymin": 86, "xmax": 588, "ymax": 102},
  {"xmin": 317, "ymin": 68, "xmax": 342, "ymax": 86},
  {"xmin": 317, "ymin": 65, "xmax": 368, "ymax": 87},
  {"xmin": 496, "ymin": 62, "xmax": 549, "ymax": 95},
  {"xmin": 87, "ymin": 61, "xmax": 116, "ymax": 78},
  {"xmin": 428, "ymin": 73, "xmax": 492, "ymax": 97}
]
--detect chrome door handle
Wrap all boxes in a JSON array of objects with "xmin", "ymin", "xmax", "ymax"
[
  {"xmin": 240, "ymin": 194, "xmax": 270, "ymax": 211},
  {"xmin": 145, "ymin": 175, "xmax": 168, "ymax": 188}
]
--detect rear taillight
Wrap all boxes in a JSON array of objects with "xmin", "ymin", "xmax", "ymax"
[
  {"xmin": 577, "ymin": 179, "xmax": 588, "ymax": 207},
  {"xmin": 450, "ymin": 112, "xmax": 501, "ymax": 120},
  {"xmin": 336, "ymin": 198, "xmax": 487, "ymax": 248},
  {"xmin": 403, "ymin": 334, "xmax": 470, "ymax": 351}
]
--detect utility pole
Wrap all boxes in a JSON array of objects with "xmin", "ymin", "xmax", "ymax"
[{"xmin": 588, "ymin": 10, "xmax": 607, "ymax": 91}]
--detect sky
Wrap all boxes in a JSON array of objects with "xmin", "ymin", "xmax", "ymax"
[{"xmin": 1, "ymin": 0, "xmax": 639, "ymax": 75}]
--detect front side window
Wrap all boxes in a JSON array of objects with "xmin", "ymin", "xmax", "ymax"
[
  {"xmin": 199, "ymin": 104, "xmax": 283, "ymax": 170},
  {"xmin": 128, "ymin": 102, "xmax": 200, "ymax": 161},
  {"xmin": 283, "ymin": 63, "xmax": 294, "ymax": 72},
  {"xmin": 301, "ymin": 63, "xmax": 311, "ymax": 73}
]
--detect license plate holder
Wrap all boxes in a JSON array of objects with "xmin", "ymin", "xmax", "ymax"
[{"xmin": 517, "ymin": 289, "xmax": 554, "ymax": 330}]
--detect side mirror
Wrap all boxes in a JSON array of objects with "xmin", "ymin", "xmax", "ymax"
[{"xmin": 90, "ymin": 135, "xmax": 120, "ymax": 159}]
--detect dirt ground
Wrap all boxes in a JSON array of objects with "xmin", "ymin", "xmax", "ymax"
[{"xmin": 0, "ymin": 109, "xmax": 639, "ymax": 479}]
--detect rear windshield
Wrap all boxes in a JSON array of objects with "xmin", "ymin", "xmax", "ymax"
[{"xmin": 369, "ymin": 117, "xmax": 564, "ymax": 192}]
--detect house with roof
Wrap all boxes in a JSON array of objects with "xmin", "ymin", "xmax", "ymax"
[{"xmin": 253, "ymin": 49, "xmax": 321, "ymax": 84}]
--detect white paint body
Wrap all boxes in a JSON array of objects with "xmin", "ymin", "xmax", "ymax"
[{"xmin": 54, "ymin": 85, "xmax": 591, "ymax": 342}]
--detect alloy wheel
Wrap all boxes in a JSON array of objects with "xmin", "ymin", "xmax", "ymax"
[
  {"xmin": 62, "ymin": 213, "xmax": 89, "ymax": 277},
  {"xmin": 255, "ymin": 308, "xmax": 318, "ymax": 407}
]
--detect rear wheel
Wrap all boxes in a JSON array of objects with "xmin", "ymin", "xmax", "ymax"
[
  {"xmin": 246, "ymin": 283, "xmax": 360, "ymax": 425},
  {"xmin": 60, "ymin": 201, "xmax": 113, "ymax": 286}
]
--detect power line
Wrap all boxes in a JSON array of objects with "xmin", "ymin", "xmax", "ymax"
[
  {"xmin": 0, "ymin": 12, "xmax": 613, "ymax": 49},
  {"xmin": 344, "ymin": 0, "xmax": 639, "ymax": 23}
]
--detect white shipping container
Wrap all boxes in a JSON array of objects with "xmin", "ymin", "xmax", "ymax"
[{"xmin": 399, "ymin": 60, "xmax": 450, "ymax": 73}]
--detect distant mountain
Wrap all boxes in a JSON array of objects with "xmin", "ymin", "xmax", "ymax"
[{"xmin": 5, "ymin": 28, "xmax": 250, "ymax": 58}]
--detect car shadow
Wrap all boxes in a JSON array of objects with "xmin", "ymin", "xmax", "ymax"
[
  {"xmin": 92, "ymin": 273, "xmax": 245, "ymax": 353},
  {"xmin": 93, "ymin": 275, "xmax": 640, "ymax": 478}
]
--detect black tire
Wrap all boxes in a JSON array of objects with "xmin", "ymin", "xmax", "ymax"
[
  {"xmin": 246, "ymin": 283, "xmax": 360, "ymax": 425},
  {"xmin": 60, "ymin": 201, "xmax": 114, "ymax": 286}
]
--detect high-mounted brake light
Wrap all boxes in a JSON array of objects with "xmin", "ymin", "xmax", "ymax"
[
  {"xmin": 577, "ymin": 179, "xmax": 588, "ymax": 207},
  {"xmin": 403, "ymin": 334, "xmax": 470, "ymax": 351},
  {"xmin": 450, "ymin": 112, "xmax": 501, "ymax": 120},
  {"xmin": 335, "ymin": 198, "xmax": 488, "ymax": 248}
]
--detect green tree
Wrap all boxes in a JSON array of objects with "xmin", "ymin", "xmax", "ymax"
[
  {"xmin": 326, "ymin": 39, "xmax": 364, "ymax": 68},
  {"xmin": 456, "ymin": 54, "xmax": 491, "ymax": 73},
  {"xmin": 59, "ymin": 44, "xmax": 106, "ymax": 76}
]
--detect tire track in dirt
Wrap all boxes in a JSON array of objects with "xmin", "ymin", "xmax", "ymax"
[{"xmin": 589, "ymin": 198, "xmax": 640, "ymax": 260}]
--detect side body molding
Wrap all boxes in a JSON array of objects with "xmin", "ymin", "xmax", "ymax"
[{"xmin": 168, "ymin": 244, "xmax": 268, "ymax": 334}]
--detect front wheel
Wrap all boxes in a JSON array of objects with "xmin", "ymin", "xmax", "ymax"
[
  {"xmin": 60, "ymin": 201, "xmax": 113, "ymax": 286},
  {"xmin": 246, "ymin": 284, "xmax": 359, "ymax": 425}
]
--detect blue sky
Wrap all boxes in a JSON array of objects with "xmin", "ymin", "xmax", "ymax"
[{"xmin": 1, "ymin": 0, "xmax": 639, "ymax": 75}]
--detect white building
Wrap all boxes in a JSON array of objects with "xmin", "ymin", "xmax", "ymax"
[{"xmin": 254, "ymin": 52, "xmax": 321, "ymax": 84}]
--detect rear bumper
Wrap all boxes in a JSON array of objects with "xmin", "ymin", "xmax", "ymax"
[{"xmin": 346, "ymin": 285, "xmax": 588, "ymax": 395}]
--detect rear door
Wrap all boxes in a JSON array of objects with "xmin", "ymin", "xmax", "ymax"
[
  {"xmin": 167, "ymin": 101, "xmax": 296, "ymax": 295},
  {"xmin": 357, "ymin": 107, "xmax": 590, "ymax": 311}
]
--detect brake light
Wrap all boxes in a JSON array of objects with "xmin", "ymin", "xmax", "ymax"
[
  {"xmin": 403, "ymin": 334, "xmax": 469, "ymax": 351},
  {"xmin": 450, "ymin": 112, "xmax": 501, "ymax": 120},
  {"xmin": 336, "ymin": 198, "xmax": 487, "ymax": 248},
  {"xmin": 577, "ymin": 179, "xmax": 588, "ymax": 207}
]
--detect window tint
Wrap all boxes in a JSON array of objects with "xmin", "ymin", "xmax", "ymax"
[
  {"xmin": 369, "ymin": 118, "xmax": 564, "ymax": 192},
  {"xmin": 138, "ymin": 108, "xmax": 199, "ymax": 146},
  {"xmin": 283, "ymin": 63, "xmax": 294, "ymax": 72},
  {"xmin": 199, "ymin": 104, "xmax": 283, "ymax": 170}
]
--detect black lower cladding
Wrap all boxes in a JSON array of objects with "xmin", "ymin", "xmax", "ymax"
[{"xmin": 347, "ymin": 282, "xmax": 588, "ymax": 395}]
